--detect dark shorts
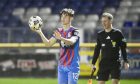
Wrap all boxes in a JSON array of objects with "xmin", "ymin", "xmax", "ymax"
[{"xmin": 97, "ymin": 61, "xmax": 121, "ymax": 81}]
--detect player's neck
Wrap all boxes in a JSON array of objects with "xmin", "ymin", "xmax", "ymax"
[
  {"xmin": 63, "ymin": 24, "xmax": 71, "ymax": 31},
  {"xmin": 105, "ymin": 25, "xmax": 113, "ymax": 32}
]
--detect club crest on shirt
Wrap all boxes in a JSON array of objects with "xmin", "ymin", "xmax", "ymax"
[{"xmin": 111, "ymin": 40, "xmax": 116, "ymax": 47}]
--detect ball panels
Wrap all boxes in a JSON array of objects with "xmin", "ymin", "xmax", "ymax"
[{"xmin": 28, "ymin": 16, "xmax": 43, "ymax": 30}]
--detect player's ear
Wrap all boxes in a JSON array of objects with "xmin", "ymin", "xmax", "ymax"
[
  {"xmin": 109, "ymin": 19, "xmax": 112, "ymax": 24},
  {"xmin": 109, "ymin": 18, "xmax": 113, "ymax": 24},
  {"xmin": 70, "ymin": 17, "xmax": 73, "ymax": 21},
  {"xmin": 110, "ymin": 20, "xmax": 113, "ymax": 24}
]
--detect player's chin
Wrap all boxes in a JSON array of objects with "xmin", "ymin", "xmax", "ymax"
[
  {"xmin": 103, "ymin": 26, "xmax": 108, "ymax": 29},
  {"xmin": 61, "ymin": 22, "xmax": 68, "ymax": 25}
]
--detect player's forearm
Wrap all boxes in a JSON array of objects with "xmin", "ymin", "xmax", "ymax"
[
  {"xmin": 121, "ymin": 44, "xmax": 128, "ymax": 63},
  {"xmin": 60, "ymin": 37, "xmax": 74, "ymax": 45},
  {"xmin": 121, "ymin": 49, "xmax": 128, "ymax": 62},
  {"xmin": 38, "ymin": 31, "xmax": 52, "ymax": 47}
]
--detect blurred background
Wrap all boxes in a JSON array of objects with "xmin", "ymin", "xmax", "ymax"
[{"xmin": 0, "ymin": 0, "xmax": 140, "ymax": 84}]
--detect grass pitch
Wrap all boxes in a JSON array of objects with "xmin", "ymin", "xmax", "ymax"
[{"xmin": 0, "ymin": 78, "xmax": 139, "ymax": 84}]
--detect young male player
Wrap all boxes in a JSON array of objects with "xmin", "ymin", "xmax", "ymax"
[
  {"xmin": 31, "ymin": 8, "xmax": 80, "ymax": 84},
  {"xmin": 91, "ymin": 13, "xmax": 129, "ymax": 84}
]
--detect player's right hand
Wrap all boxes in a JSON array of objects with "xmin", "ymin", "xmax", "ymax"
[
  {"xmin": 124, "ymin": 62, "xmax": 129, "ymax": 70},
  {"xmin": 31, "ymin": 27, "xmax": 42, "ymax": 34}
]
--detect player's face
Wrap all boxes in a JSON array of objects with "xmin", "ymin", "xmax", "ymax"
[
  {"xmin": 101, "ymin": 17, "xmax": 112, "ymax": 29},
  {"xmin": 60, "ymin": 13, "xmax": 72, "ymax": 25}
]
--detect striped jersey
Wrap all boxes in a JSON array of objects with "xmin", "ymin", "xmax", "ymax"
[{"xmin": 56, "ymin": 27, "xmax": 80, "ymax": 67}]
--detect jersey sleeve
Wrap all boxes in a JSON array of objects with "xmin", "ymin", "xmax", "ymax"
[
  {"xmin": 92, "ymin": 33, "xmax": 101, "ymax": 65},
  {"xmin": 69, "ymin": 29, "xmax": 79, "ymax": 44},
  {"xmin": 71, "ymin": 29, "xmax": 79, "ymax": 37},
  {"xmin": 118, "ymin": 31, "xmax": 128, "ymax": 63}
]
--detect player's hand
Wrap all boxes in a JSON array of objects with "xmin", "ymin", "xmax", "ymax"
[
  {"xmin": 124, "ymin": 62, "xmax": 129, "ymax": 70},
  {"xmin": 88, "ymin": 79, "xmax": 92, "ymax": 84},
  {"xmin": 31, "ymin": 28, "xmax": 42, "ymax": 34},
  {"xmin": 54, "ymin": 31, "xmax": 61, "ymax": 40}
]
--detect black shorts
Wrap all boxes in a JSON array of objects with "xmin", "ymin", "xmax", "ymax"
[{"xmin": 96, "ymin": 61, "xmax": 121, "ymax": 81}]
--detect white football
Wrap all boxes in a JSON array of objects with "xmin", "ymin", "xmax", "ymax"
[{"xmin": 28, "ymin": 16, "xmax": 43, "ymax": 30}]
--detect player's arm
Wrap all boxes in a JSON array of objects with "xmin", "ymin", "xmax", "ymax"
[
  {"xmin": 118, "ymin": 32, "xmax": 128, "ymax": 63},
  {"xmin": 60, "ymin": 36, "xmax": 78, "ymax": 45},
  {"xmin": 54, "ymin": 30, "xmax": 78, "ymax": 45},
  {"xmin": 92, "ymin": 34, "xmax": 101, "ymax": 65},
  {"xmin": 34, "ymin": 29, "xmax": 57, "ymax": 47},
  {"xmin": 118, "ymin": 31, "xmax": 129, "ymax": 69}
]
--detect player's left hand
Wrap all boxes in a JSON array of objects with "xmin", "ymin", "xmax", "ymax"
[
  {"xmin": 124, "ymin": 62, "xmax": 129, "ymax": 70},
  {"xmin": 54, "ymin": 31, "xmax": 62, "ymax": 40}
]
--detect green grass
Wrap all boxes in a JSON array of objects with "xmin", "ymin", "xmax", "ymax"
[{"xmin": 0, "ymin": 78, "xmax": 139, "ymax": 84}]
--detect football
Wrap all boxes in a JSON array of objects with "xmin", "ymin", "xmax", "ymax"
[{"xmin": 28, "ymin": 16, "xmax": 43, "ymax": 30}]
